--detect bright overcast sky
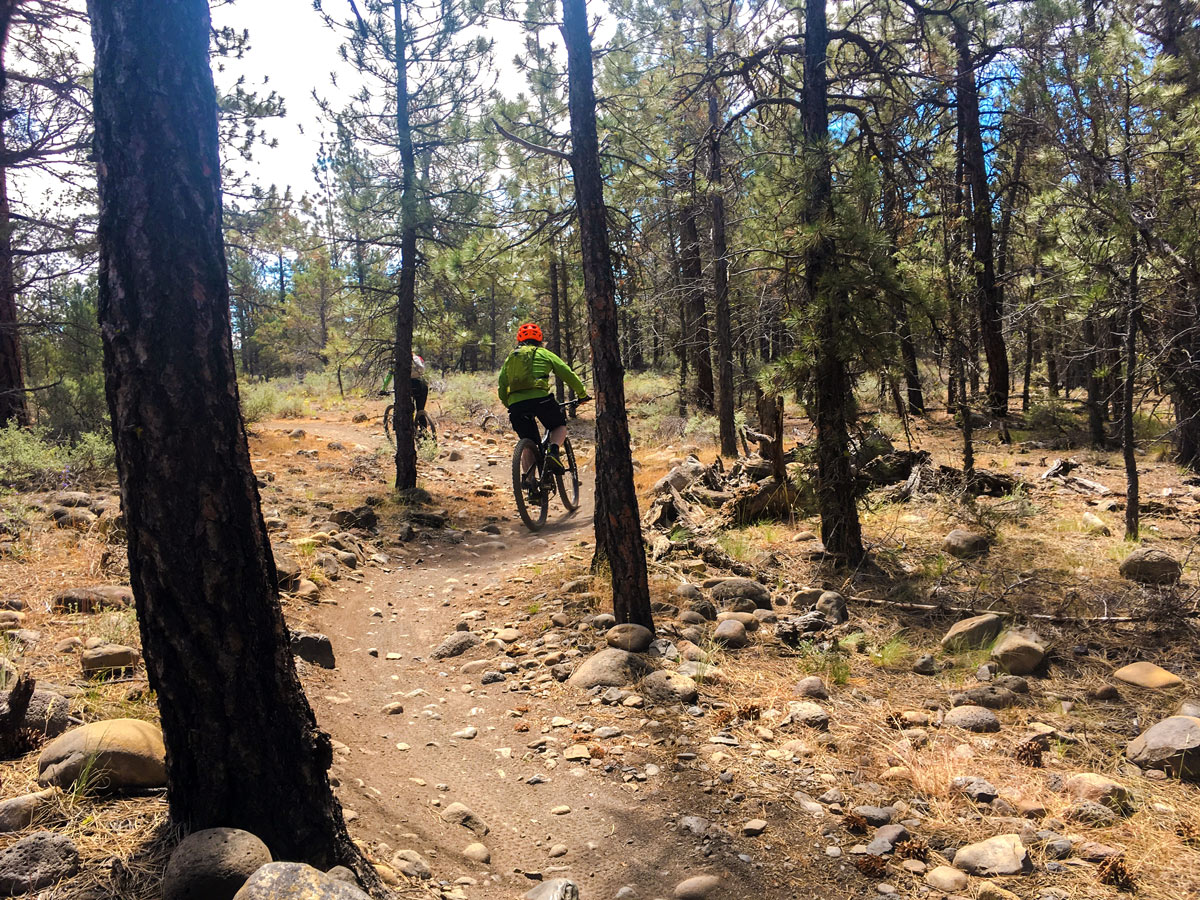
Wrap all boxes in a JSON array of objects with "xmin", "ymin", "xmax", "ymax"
[{"xmin": 211, "ymin": 1, "xmax": 532, "ymax": 198}]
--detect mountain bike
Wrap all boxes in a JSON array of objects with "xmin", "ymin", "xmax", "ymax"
[
  {"xmin": 512, "ymin": 400, "xmax": 582, "ymax": 531},
  {"xmin": 383, "ymin": 405, "xmax": 437, "ymax": 448}
]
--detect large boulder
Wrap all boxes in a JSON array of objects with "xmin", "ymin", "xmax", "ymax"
[
  {"xmin": 652, "ymin": 457, "xmax": 707, "ymax": 494},
  {"xmin": 941, "ymin": 613, "xmax": 1003, "ymax": 652},
  {"xmin": 38, "ymin": 718, "xmax": 166, "ymax": 792},
  {"xmin": 943, "ymin": 529, "xmax": 990, "ymax": 559},
  {"xmin": 640, "ymin": 670, "xmax": 699, "ymax": 706},
  {"xmin": 164, "ymin": 828, "xmax": 273, "ymax": 900},
  {"xmin": 290, "ymin": 631, "xmax": 335, "ymax": 669},
  {"xmin": 990, "ymin": 631, "xmax": 1045, "ymax": 676},
  {"xmin": 431, "ymin": 631, "xmax": 480, "ymax": 659},
  {"xmin": 232, "ymin": 862, "xmax": 370, "ymax": 900},
  {"xmin": 1119, "ymin": 547, "xmax": 1182, "ymax": 584},
  {"xmin": 953, "ymin": 834, "xmax": 1032, "ymax": 876},
  {"xmin": 0, "ymin": 832, "xmax": 79, "ymax": 894},
  {"xmin": 0, "ymin": 688, "xmax": 70, "ymax": 736},
  {"xmin": 52, "ymin": 585, "xmax": 132, "ymax": 613},
  {"xmin": 1126, "ymin": 716, "xmax": 1200, "ymax": 779},
  {"xmin": 815, "ymin": 591, "xmax": 847, "ymax": 624},
  {"xmin": 566, "ymin": 649, "xmax": 653, "ymax": 690},
  {"xmin": 81, "ymin": 643, "xmax": 139, "ymax": 677},
  {"xmin": 710, "ymin": 578, "xmax": 772, "ymax": 610},
  {"xmin": 944, "ymin": 705, "xmax": 1000, "ymax": 733},
  {"xmin": 712, "ymin": 619, "xmax": 749, "ymax": 648}
]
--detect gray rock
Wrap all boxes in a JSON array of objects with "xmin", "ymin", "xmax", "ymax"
[
  {"xmin": 53, "ymin": 586, "xmax": 133, "ymax": 614},
  {"xmin": 1126, "ymin": 716, "xmax": 1200, "ymax": 779},
  {"xmin": 953, "ymin": 834, "xmax": 1031, "ymax": 876},
  {"xmin": 606, "ymin": 623, "xmax": 653, "ymax": 653},
  {"xmin": 943, "ymin": 529, "xmax": 990, "ymax": 558},
  {"xmin": 912, "ymin": 654, "xmax": 938, "ymax": 676},
  {"xmin": 688, "ymin": 599, "xmax": 718, "ymax": 621},
  {"xmin": 852, "ymin": 806, "xmax": 894, "ymax": 827},
  {"xmin": 232, "ymin": 862, "xmax": 370, "ymax": 899},
  {"xmin": 924, "ymin": 866, "xmax": 968, "ymax": 892},
  {"xmin": 390, "ymin": 849, "xmax": 431, "ymax": 879},
  {"xmin": 462, "ymin": 843, "xmax": 490, "ymax": 863},
  {"xmin": 944, "ymin": 705, "xmax": 1000, "ymax": 733},
  {"xmin": 164, "ymin": 828, "xmax": 272, "ymax": 900},
  {"xmin": 941, "ymin": 613, "xmax": 1003, "ymax": 651},
  {"xmin": 712, "ymin": 619, "xmax": 748, "ymax": 648},
  {"xmin": 441, "ymin": 802, "xmax": 489, "ymax": 836},
  {"xmin": 710, "ymin": 578, "xmax": 772, "ymax": 610},
  {"xmin": 815, "ymin": 591, "xmax": 847, "ymax": 624},
  {"xmin": 865, "ymin": 823, "xmax": 910, "ymax": 856},
  {"xmin": 951, "ymin": 776, "xmax": 998, "ymax": 803},
  {"xmin": 431, "ymin": 631, "xmax": 481, "ymax": 659},
  {"xmin": 991, "ymin": 631, "xmax": 1045, "ymax": 675},
  {"xmin": 782, "ymin": 701, "xmax": 829, "ymax": 730},
  {"xmin": 1177, "ymin": 699, "xmax": 1200, "ymax": 718},
  {"xmin": 0, "ymin": 689, "xmax": 69, "ymax": 736},
  {"xmin": 290, "ymin": 632, "xmax": 335, "ymax": 669},
  {"xmin": 1119, "ymin": 547, "xmax": 1182, "ymax": 584},
  {"xmin": 0, "ymin": 788, "xmax": 61, "ymax": 833},
  {"xmin": 38, "ymin": 718, "xmax": 166, "ymax": 792},
  {"xmin": 951, "ymin": 684, "xmax": 1018, "ymax": 710},
  {"xmin": 795, "ymin": 676, "xmax": 829, "ymax": 699},
  {"xmin": 567, "ymin": 649, "xmax": 653, "ymax": 690},
  {"xmin": 673, "ymin": 874, "xmax": 721, "ymax": 899},
  {"xmin": 675, "ymin": 584, "xmax": 703, "ymax": 601},
  {"xmin": 1064, "ymin": 801, "xmax": 1119, "ymax": 826},
  {"xmin": 640, "ymin": 670, "xmax": 699, "ymax": 705},
  {"xmin": 0, "ymin": 831, "xmax": 79, "ymax": 894}
]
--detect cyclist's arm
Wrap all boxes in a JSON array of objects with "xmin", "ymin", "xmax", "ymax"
[{"xmin": 543, "ymin": 350, "xmax": 588, "ymax": 399}]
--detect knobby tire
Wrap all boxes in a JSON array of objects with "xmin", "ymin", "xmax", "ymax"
[{"xmin": 512, "ymin": 438, "xmax": 548, "ymax": 531}]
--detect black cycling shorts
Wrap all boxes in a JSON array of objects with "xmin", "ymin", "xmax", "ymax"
[
  {"xmin": 412, "ymin": 377, "xmax": 428, "ymax": 412},
  {"xmin": 508, "ymin": 395, "xmax": 565, "ymax": 445}
]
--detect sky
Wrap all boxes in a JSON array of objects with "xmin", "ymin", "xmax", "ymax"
[{"xmin": 211, "ymin": 1, "xmax": 533, "ymax": 199}]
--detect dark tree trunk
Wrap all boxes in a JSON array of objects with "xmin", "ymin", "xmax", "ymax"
[
  {"xmin": 679, "ymin": 203, "xmax": 715, "ymax": 411},
  {"xmin": 952, "ymin": 19, "xmax": 1008, "ymax": 417},
  {"xmin": 0, "ymin": 2, "xmax": 27, "ymax": 427},
  {"xmin": 550, "ymin": 256, "xmax": 563, "ymax": 402},
  {"xmin": 1083, "ymin": 307, "xmax": 1107, "ymax": 449},
  {"xmin": 561, "ymin": 0, "xmax": 652, "ymax": 630},
  {"xmin": 1022, "ymin": 309, "xmax": 1034, "ymax": 413},
  {"xmin": 1123, "ymin": 244, "xmax": 1140, "ymax": 539},
  {"xmin": 663, "ymin": 184, "xmax": 688, "ymax": 418},
  {"xmin": 86, "ymin": 0, "xmax": 376, "ymax": 885},
  {"xmin": 391, "ymin": 0, "xmax": 418, "ymax": 489},
  {"xmin": 706, "ymin": 28, "xmax": 737, "ymax": 457},
  {"xmin": 803, "ymin": 0, "xmax": 864, "ymax": 565}
]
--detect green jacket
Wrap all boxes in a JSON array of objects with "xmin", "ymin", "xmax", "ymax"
[{"xmin": 498, "ymin": 345, "xmax": 587, "ymax": 408}]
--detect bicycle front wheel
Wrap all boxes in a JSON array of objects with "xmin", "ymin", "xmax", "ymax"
[
  {"xmin": 556, "ymin": 438, "xmax": 581, "ymax": 512},
  {"xmin": 512, "ymin": 438, "xmax": 548, "ymax": 531}
]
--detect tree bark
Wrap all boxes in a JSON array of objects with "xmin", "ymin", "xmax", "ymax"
[
  {"xmin": 550, "ymin": 255, "xmax": 563, "ymax": 402},
  {"xmin": 952, "ymin": 18, "xmax": 1008, "ymax": 417},
  {"xmin": 86, "ymin": 0, "xmax": 376, "ymax": 885},
  {"xmin": 391, "ymin": 0, "xmax": 418, "ymax": 490},
  {"xmin": 803, "ymin": 0, "xmax": 864, "ymax": 565},
  {"xmin": 706, "ymin": 27, "xmax": 737, "ymax": 457},
  {"xmin": 561, "ymin": 0, "xmax": 652, "ymax": 629},
  {"xmin": 1123, "ymin": 243, "xmax": 1140, "ymax": 539},
  {"xmin": 0, "ymin": 1, "xmax": 28, "ymax": 427},
  {"xmin": 679, "ymin": 202, "xmax": 714, "ymax": 410}
]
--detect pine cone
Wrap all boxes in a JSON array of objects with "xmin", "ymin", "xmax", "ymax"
[
  {"xmin": 894, "ymin": 838, "xmax": 928, "ymax": 861},
  {"xmin": 853, "ymin": 854, "xmax": 888, "ymax": 876},
  {"xmin": 1098, "ymin": 855, "xmax": 1136, "ymax": 892},
  {"xmin": 843, "ymin": 812, "xmax": 869, "ymax": 834},
  {"xmin": 1014, "ymin": 737, "xmax": 1044, "ymax": 767}
]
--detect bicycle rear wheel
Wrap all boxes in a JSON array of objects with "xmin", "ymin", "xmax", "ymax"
[
  {"xmin": 383, "ymin": 404, "xmax": 395, "ymax": 446},
  {"xmin": 416, "ymin": 411, "xmax": 437, "ymax": 446},
  {"xmin": 512, "ymin": 438, "xmax": 548, "ymax": 531},
  {"xmin": 556, "ymin": 438, "xmax": 581, "ymax": 512}
]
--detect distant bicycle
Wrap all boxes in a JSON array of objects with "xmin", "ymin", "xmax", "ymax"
[
  {"xmin": 512, "ymin": 400, "xmax": 581, "ymax": 531},
  {"xmin": 383, "ymin": 404, "xmax": 437, "ymax": 448}
]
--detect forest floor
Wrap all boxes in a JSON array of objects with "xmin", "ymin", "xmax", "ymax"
[{"xmin": 2, "ymin": 383, "xmax": 1199, "ymax": 900}]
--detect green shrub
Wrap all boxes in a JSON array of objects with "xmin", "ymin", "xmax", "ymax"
[
  {"xmin": 1026, "ymin": 399, "xmax": 1082, "ymax": 434},
  {"xmin": 437, "ymin": 372, "xmax": 502, "ymax": 424},
  {"xmin": 0, "ymin": 423, "xmax": 115, "ymax": 490}
]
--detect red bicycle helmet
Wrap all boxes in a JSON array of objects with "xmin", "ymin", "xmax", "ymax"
[{"xmin": 517, "ymin": 322, "xmax": 543, "ymax": 343}]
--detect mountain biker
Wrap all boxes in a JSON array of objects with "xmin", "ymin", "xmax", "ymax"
[
  {"xmin": 380, "ymin": 353, "xmax": 430, "ymax": 425},
  {"xmin": 498, "ymin": 323, "xmax": 589, "ymax": 489}
]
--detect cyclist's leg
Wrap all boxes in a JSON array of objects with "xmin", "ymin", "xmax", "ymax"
[
  {"xmin": 508, "ymin": 400, "xmax": 541, "ymax": 475},
  {"xmin": 411, "ymin": 377, "xmax": 428, "ymax": 412},
  {"xmin": 533, "ymin": 397, "xmax": 569, "ymax": 469}
]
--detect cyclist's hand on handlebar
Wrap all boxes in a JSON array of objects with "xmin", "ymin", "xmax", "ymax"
[{"xmin": 576, "ymin": 395, "xmax": 591, "ymax": 405}]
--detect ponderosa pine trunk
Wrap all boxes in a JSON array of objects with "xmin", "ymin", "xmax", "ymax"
[
  {"xmin": 551, "ymin": 256, "xmax": 563, "ymax": 402},
  {"xmin": 679, "ymin": 202, "xmax": 715, "ymax": 410},
  {"xmin": 952, "ymin": 17, "xmax": 1008, "ymax": 417},
  {"xmin": 804, "ymin": 0, "xmax": 864, "ymax": 565},
  {"xmin": 706, "ymin": 27, "xmax": 737, "ymax": 457},
  {"xmin": 86, "ymin": 0, "xmax": 376, "ymax": 886},
  {"xmin": 0, "ymin": 1, "xmax": 27, "ymax": 427},
  {"xmin": 561, "ymin": 0, "xmax": 652, "ymax": 629}
]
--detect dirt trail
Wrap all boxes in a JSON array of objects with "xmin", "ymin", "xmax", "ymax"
[{"xmin": 297, "ymin": 425, "xmax": 746, "ymax": 900}]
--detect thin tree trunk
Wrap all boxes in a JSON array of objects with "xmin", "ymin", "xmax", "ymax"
[
  {"xmin": 803, "ymin": 0, "xmax": 864, "ymax": 565},
  {"xmin": 1123, "ymin": 245, "xmax": 1140, "ymax": 539},
  {"xmin": 0, "ymin": 1, "xmax": 27, "ymax": 427},
  {"xmin": 550, "ymin": 256, "xmax": 563, "ymax": 403},
  {"xmin": 706, "ymin": 28, "xmax": 737, "ymax": 457},
  {"xmin": 391, "ymin": 0, "xmax": 418, "ymax": 489},
  {"xmin": 561, "ymin": 0, "xmax": 652, "ymax": 629},
  {"xmin": 86, "ymin": 0, "xmax": 376, "ymax": 885},
  {"xmin": 1083, "ymin": 307, "xmax": 1107, "ymax": 449},
  {"xmin": 679, "ymin": 203, "xmax": 714, "ymax": 410},
  {"xmin": 953, "ymin": 18, "xmax": 1008, "ymax": 417}
]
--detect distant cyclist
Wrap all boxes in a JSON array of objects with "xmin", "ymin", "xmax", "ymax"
[
  {"xmin": 380, "ymin": 353, "xmax": 430, "ymax": 422},
  {"xmin": 498, "ymin": 323, "xmax": 589, "ymax": 489}
]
